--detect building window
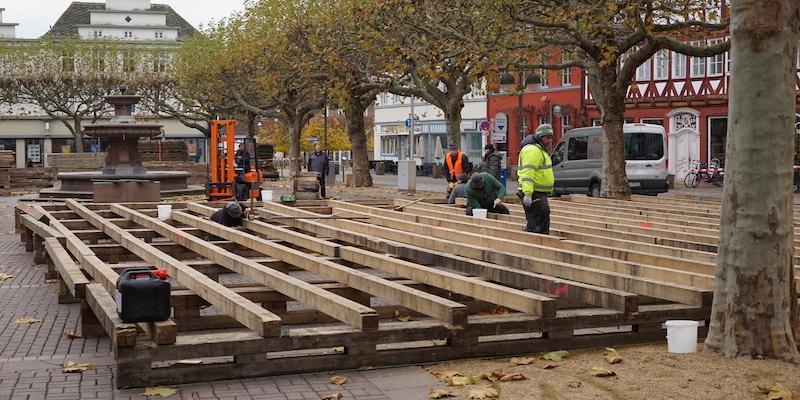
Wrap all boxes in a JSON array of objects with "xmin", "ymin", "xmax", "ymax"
[
  {"xmin": 155, "ymin": 32, "xmax": 164, "ymax": 39},
  {"xmin": 124, "ymin": 31, "xmax": 133, "ymax": 38},
  {"xmin": 673, "ymin": 52, "xmax": 686, "ymax": 78},
  {"xmin": 690, "ymin": 42, "xmax": 705, "ymax": 77},
  {"xmin": 123, "ymin": 51, "xmax": 136, "ymax": 72},
  {"xmin": 93, "ymin": 30, "xmax": 103, "ymax": 37},
  {"xmin": 562, "ymin": 67, "xmax": 572, "ymax": 86},
  {"xmin": 152, "ymin": 51, "xmax": 167, "ymax": 72},
  {"xmin": 636, "ymin": 58, "xmax": 651, "ymax": 81},
  {"xmin": 381, "ymin": 135, "xmax": 398, "ymax": 156},
  {"xmin": 641, "ymin": 118, "xmax": 664, "ymax": 126},
  {"xmin": 60, "ymin": 52, "xmax": 75, "ymax": 72},
  {"xmin": 539, "ymin": 68, "xmax": 548, "ymax": 88},
  {"xmin": 708, "ymin": 39, "xmax": 724, "ymax": 76},
  {"xmin": 655, "ymin": 50, "xmax": 668, "ymax": 79},
  {"xmin": 379, "ymin": 92, "xmax": 387, "ymax": 105},
  {"xmin": 561, "ymin": 114, "xmax": 572, "ymax": 134}
]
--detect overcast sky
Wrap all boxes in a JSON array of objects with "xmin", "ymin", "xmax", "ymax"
[{"xmin": 3, "ymin": 0, "xmax": 247, "ymax": 39}]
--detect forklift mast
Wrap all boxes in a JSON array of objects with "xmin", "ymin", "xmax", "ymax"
[{"xmin": 208, "ymin": 120, "xmax": 263, "ymax": 201}]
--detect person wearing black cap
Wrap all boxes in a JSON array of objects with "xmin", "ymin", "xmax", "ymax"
[
  {"xmin": 210, "ymin": 201, "xmax": 248, "ymax": 227},
  {"xmin": 474, "ymin": 143, "xmax": 502, "ymax": 180},
  {"xmin": 464, "ymin": 172, "xmax": 509, "ymax": 216},
  {"xmin": 443, "ymin": 142, "xmax": 472, "ymax": 197}
]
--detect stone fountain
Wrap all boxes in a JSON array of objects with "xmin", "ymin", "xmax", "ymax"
[{"xmin": 39, "ymin": 87, "xmax": 191, "ymax": 201}]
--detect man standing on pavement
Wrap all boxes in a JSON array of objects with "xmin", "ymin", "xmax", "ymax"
[
  {"xmin": 308, "ymin": 144, "xmax": 330, "ymax": 199},
  {"xmin": 474, "ymin": 143, "xmax": 502, "ymax": 180},
  {"xmin": 465, "ymin": 172, "xmax": 509, "ymax": 216},
  {"xmin": 443, "ymin": 142, "xmax": 472, "ymax": 197},
  {"xmin": 518, "ymin": 124, "xmax": 555, "ymax": 233}
]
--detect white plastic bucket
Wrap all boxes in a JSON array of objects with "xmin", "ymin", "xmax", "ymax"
[
  {"xmin": 157, "ymin": 205, "xmax": 172, "ymax": 220},
  {"xmin": 262, "ymin": 190, "xmax": 273, "ymax": 202},
  {"xmin": 472, "ymin": 208, "xmax": 488, "ymax": 219},
  {"xmin": 665, "ymin": 320, "xmax": 699, "ymax": 353}
]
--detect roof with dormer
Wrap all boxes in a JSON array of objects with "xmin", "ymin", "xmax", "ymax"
[{"xmin": 46, "ymin": 2, "xmax": 196, "ymax": 39}]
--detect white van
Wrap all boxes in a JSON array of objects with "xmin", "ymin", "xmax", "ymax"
[{"xmin": 549, "ymin": 123, "xmax": 669, "ymax": 197}]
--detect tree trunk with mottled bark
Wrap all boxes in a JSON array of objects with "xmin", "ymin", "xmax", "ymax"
[
  {"xmin": 703, "ymin": 0, "xmax": 800, "ymax": 362},
  {"xmin": 345, "ymin": 95, "xmax": 374, "ymax": 187},
  {"xmin": 598, "ymin": 63, "xmax": 632, "ymax": 198}
]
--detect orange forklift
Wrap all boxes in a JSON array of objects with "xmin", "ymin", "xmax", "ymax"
[{"xmin": 207, "ymin": 120, "xmax": 263, "ymax": 201}]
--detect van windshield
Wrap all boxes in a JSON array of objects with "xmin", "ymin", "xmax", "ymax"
[{"xmin": 623, "ymin": 133, "xmax": 663, "ymax": 160}]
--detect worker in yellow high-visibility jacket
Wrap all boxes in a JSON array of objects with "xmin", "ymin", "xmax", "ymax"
[{"xmin": 517, "ymin": 124, "xmax": 555, "ymax": 234}]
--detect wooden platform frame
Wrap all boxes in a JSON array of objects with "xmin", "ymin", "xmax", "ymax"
[{"xmin": 16, "ymin": 196, "xmax": 721, "ymax": 388}]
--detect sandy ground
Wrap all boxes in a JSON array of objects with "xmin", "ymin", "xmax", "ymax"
[{"xmin": 423, "ymin": 343, "xmax": 800, "ymax": 400}]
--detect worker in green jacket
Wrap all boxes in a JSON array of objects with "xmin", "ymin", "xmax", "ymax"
[{"xmin": 464, "ymin": 172, "xmax": 509, "ymax": 216}]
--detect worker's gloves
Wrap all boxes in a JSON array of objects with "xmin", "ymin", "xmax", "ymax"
[{"xmin": 522, "ymin": 194, "xmax": 533, "ymax": 207}]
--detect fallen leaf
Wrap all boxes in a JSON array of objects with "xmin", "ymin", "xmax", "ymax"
[
  {"xmin": 330, "ymin": 376, "xmax": 348, "ymax": 385},
  {"xmin": 449, "ymin": 376, "xmax": 478, "ymax": 386},
  {"xmin": 509, "ymin": 357, "xmax": 536, "ymax": 365},
  {"xmin": 542, "ymin": 363, "xmax": 559, "ymax": 369},
  {"xmin": 0, "ymin": 273, "xmax": 13, "ymax": 281},
  {"xmin": 757, "ymin": 381, "xmax": 793, "ymax": 400},
  {"xmin": 321, "ymin": 393, "xmax": 343, "ymax": 400},
  {"xmin": 394, "ymin": 309, "xmax": 413, "ymax": 322},
  {"xmin": 604, "ymin": 348, "xmax": 623, "ymax": 364},
  {"xmin": 15, "ymin": 317, "xmax": 42, "ymax": 324},
  {"xmin": 490, "ymin": 370, "xmax": 504, "ymax": 379},
  {"xmin": 489, "ymin": 305, "xmax": 507, "ymax": 315},
  {"xmin": 428, "ymin": 387, "xmax": 458, "ymax": 398},
  {"xmin": 429, "ymin": 370, "xmax": 465, "ymax": 380},
  {"xmin": 568, "ymin": 381, "xmax": 582, "ymax": 388},
  {"xmin": 468, "ymin": 386, "xmax": 499, "ymax": 399},
  {"xmin": 61, "ymin": 361, "xmax": 95, "ymax": 373},
  {"xmin": 499, "ymin": 373, "xmax": 526, "ymax": 382},
  {"xmin": 588, "ymin": 367, "xmax": 617, "ymax": 377},
  {"xmin": 540, "ymin": 351, "xmax": 569, "ymax": 361},
  {"xmin": 63, "ymin": 329, "xmax": 82, "ymax": 339},
  {"xmin": 139, "ymin": 385, "xmax": 179, "ymax": 397},
  {"xmin": 45, "ymin": 279, "xmax": 59, "ymax": 284}
]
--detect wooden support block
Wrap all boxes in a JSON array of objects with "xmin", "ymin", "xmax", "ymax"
[
  {"xmin": 633, "ymin": 322, "xmax": 664, "ymax": 333},
  {"xmin": 33, "ymin": 235, "xmax": 46, "ymax": 264},
  {"xmin": 173, "ymin": 307, "xmax": 201, "ymax": 319},
  {"xmin": 138, "ymin": 320, "xmax": 178, "ymax": 345},
  {"xmin": 544, "ymin": 329, "xmax": 574, "ymax": 340},
  {"xmin": 346, "ymin": 344, "xmax": 377, "ymax": 356},
  {"xmin": 80, "ymin": 299, "xmax": 106, "ymax": 338},
  {"xmin": 57, "ymin": 278, "xmax": 81, "ymax": 304}
]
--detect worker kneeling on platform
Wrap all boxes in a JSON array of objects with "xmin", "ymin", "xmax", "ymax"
[
  {"xmin": 211, "ymin": 201, "xmax": 248, "ymax": 227},
  {"xmin": 464, "ymin": 172, "xmax": 509, "ymax": 217}
]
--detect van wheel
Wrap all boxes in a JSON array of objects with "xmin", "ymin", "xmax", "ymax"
[{"xmin": 589, "ymin": 182, "xmax": 601, "ymax": 197}]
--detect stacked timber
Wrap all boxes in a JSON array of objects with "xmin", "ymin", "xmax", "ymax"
[
  {"xmin": 256, "ymin": 143, "xmax": 279, "ymax": 179},
  {"xmin": 0, "ymin": 150, "xmax": 14, "ymax": 168},
  {"xmin": 293, "ymin": 171, "xmax": 320, "ymax": 200},
  {"xmin": 139, "ymin": 140, "xmax": 189, "ymax": 162},
  {"xmin": 8, "ymin": 167, "xmax": 56, "ymax": 188},
  {"xmin": 47, "ymin": 153, "xmax": 105, "ymax": 171}
]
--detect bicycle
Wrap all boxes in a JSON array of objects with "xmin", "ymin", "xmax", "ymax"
[{"xmin": 683, "ymin": 158, "xmax": 724, "ymax": 188}]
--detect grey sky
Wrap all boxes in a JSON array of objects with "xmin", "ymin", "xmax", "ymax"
[{"xmin": 3, "ymin": 0, "xmax": 247, "ymax": 39}]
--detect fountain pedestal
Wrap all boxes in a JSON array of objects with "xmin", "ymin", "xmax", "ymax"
[{"xmin": 38, "ymin": 90, "xmax": 197, "ymax": 201}]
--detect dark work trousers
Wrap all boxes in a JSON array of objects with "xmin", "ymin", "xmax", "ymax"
[
  {"xmin": 519, "ymin": 191, "xmax": 550, "ymax": 234},
  {"xmin": 317, "ymin": 175, "xmax": 327, "ymax": 198}
]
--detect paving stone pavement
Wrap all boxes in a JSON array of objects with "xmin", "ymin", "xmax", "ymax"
[{"xmin": 0, "ymin": 191, "xmax": 456, "ymax": 400}]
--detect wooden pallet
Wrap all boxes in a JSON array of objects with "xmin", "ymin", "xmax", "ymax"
[{"xmin": 16, "ymin": 196, "xmax": 721, "ymax": 388}]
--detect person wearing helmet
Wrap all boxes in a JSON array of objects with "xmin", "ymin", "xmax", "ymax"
[{"xmin": 517, "ymin": 124, "xmax": 555, "ymax": 234}]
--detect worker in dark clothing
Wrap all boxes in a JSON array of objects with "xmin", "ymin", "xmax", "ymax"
[
  {"xmin": 308, "ymin": 144, "xmax": 330, "ymax": 198},
  {"xmin": 464, "ymin": 172, "xmax": 509, "ymax": 216},
  {"xmin": 210, "ymin": 201, "xmax": 248, "ymax": 227}
]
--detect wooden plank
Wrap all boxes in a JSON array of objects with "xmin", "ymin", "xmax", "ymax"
[
  {"xmin": 332, "ymin": 201, "xmax": 716, "ymax": 290},
  {"xmin": 64, "ymin": 200, "xmax": 282, "ymax": 338},
  {"xmin": 44, "ymin": 237, "xmax": 89, "ymax": 298},
  {"xmin": 260, "ymin": 201, "xmax": 710, "ymax": 306},
  {"xmin": 115, "ymin": 204, "xmax": 382, "ymax": 331},
  {"xmin": 178, "ymin": 204, "xmax": 466, "ymax": 327},
  {"xmin": 84, "ymin": 283, "xmax": 138, "ymax": 347},
  {"xmin": 257, "ymin": 209, "xmax": 636, "ymax": 312}
]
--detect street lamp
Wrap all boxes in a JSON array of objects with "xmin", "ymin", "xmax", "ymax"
[{"xmin": 499, "ymin": 70, "xmax": 541, "ymax": 138}]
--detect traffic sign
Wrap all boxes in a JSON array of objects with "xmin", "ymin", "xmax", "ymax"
[
  {"xmin": 494, "ymin": 113, "xmax": 508, "ymax": 133},
  {"xmin": 307, "ymin": 137, "xmax": 318, "ymax": 142},
  {"xmin": 405, "ymin": 118, "xmax": 412, "ymax": 128},
  {"xmin": 480, "ymin": 120, "xmax": 491, "ymax": 131}
]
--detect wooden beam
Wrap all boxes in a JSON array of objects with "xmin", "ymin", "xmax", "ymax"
[
  {"xmin": 44, "ymin": 237, "xmax": 89, "ymax": 298},
  {"xmin": 84, "ymin": 283, "xmax": 138, "ymax": 347},
  {"xmin": 114, "ymin": 204, "xmax": 382, "ymax": 331},
  {"xmin": 64, "ymin": 200, "xmax": 282, "ymax": 338}
]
